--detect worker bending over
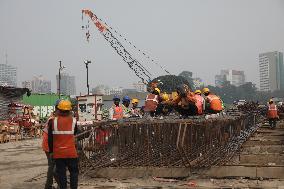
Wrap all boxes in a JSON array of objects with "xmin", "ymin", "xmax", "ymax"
[
  {"xmin": 167, "ymin": 84, "xmax": 197, "ymax": 117},
  {"xmin": 144, "ymin": 88, "xmax": 161, "ymax": 117},
  {"xmin": 267, "ymin": 99, "xmax": 278, "ymax": 129},
  {"xmin": 202, "ymin": 88, "xmax": 223, "ymax": 114},
  {"xmin": 194, "ymin": 90, "xmax": 205, "ymax": 115},
  {"xmin": 48, "ymin": 100, "xmax": 79, "ymax": 189},
  {"xmin": 109, "ymin": 95, "xmax": 123, "ymax": 120}
]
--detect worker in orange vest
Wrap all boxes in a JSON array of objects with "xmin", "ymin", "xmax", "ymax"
[
  {"xmin": 42, "ymin": 99, "xmax": 60, "ymax": 189},
  {"xmin": 48, "ymin": 100, "xmax": 79, "ymax": 189},
  {"xmin": 267, "ymin": 99, "xmax": 279, "ymax": 129},
  {"xmin": 144, "ymin": 88, "xmax": 161, "ymax": 116},
  {"xmin": 194, "ymin": 90, "xmax": 205, "ymax": 115},
  {"xmin": 166, "ymin": 84, "xmax": 197, "ymax": 117},
  {"xmin": 203, "ymin": 88, "xmax": 223, "ymax": 114},
  {"xmin": 109, "ymin": 95, "xmax": 123, "ymax": 120}
]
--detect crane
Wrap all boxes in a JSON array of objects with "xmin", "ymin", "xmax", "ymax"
[{"xmin": 81, "ymin": 9, "xmax": 170, "ymax": 85}]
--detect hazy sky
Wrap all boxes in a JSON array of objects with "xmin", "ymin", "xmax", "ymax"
[{"xmin": 1, "ymin": 0, "xmax": 284, "ymax": 94}]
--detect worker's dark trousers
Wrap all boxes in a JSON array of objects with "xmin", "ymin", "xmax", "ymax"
[
  {"xmin": 269, "ymin": 118, "xmax": 277, "ymax": 129},
  {"xmin": 45, "ymin": 152, "xmax": 58, "ymax": 189},
  {"xmin": 55, "ymin": 158, "xmax": 79, "ymax": 189}
]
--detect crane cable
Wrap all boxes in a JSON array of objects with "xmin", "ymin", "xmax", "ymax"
[{"xmin": 96, "ymin": 17, "xmax": 171, "ymax": 75}]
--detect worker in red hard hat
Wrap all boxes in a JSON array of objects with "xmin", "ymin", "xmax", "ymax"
[
  {"xmin": 42, "ymin": 99, "xmax": 60, "ymax": 189},
  {"xmin": 267, "ymin": 99, "xmax": 279, "ymax": 129},
  {"xmin": 48, "ymin": 100, "xmax": 79, "ymax": 189}
]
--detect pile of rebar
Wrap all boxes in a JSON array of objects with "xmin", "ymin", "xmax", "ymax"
[{"xmin": 77, "ymin": 112, "xmax": 260, "ymax": 171}]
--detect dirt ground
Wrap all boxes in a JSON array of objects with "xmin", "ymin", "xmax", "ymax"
[{"xmin": 1, "ymin": 139, "xmax": 284, "ymax": 189}]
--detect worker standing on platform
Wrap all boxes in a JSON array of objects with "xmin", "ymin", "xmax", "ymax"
[
  {"xmin": 194, "ymin": 90, "xmax": 205, "ymax": 115},
  {"xmin": 42, "ymin": 99, "xmax": 60, "ymax": 189},
  {"xmin": 122, "ymin": 96, "xmax": 131, "ymax": 118},
  {"xmin": 109, "ymin": 95, "xmax": 123, "ymax": 120},
  {"xmin": 144, "ymin": 88, "xmax": 161, "ymax": 117},
  {"xmin": 203, "ymin": 88, "xmax": 223, "ymax": 114},
  {"xmin": 267, "ymin": 99, "xmax": 279, "ymax": 129},
  {"xmin": 131, "ymin": 98, "xmax": 141, "ymax": 117},
  {"xmin": 48, "ymin": 100, "xmax": 79, "ymax": 189}
]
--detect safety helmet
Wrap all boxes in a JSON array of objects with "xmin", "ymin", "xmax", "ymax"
[
  {"xmin": 195, "ymin": 90, "xmax": 202, "ymax": 95},
  {"xmin": 122, "ymin": 96, "xmax": 131, "ymax": 102},
  {"xmin": 154, "ymin": 88, "xmax": 161, "ymax": 95},
  {"xmin": 113, "ymin": 95, "xmax": 120, "ymax": 101},
  {"xmin": 57, "ymin": 100, "xmax": 72, "ymax": 111},
  {"xmin": 202, "ymin": 88, "xmax": 210, "ymax": 94},
  {"xmin": 269, "ymin": 99, "xmax": 273, "ymax": 103},
  {"xmin": 161, "ymin": 93, "xmax": 169, "ymax": 101},
  {"xmin": 132, "ymin": 98, "xmax": 139, "ymax": 104}
]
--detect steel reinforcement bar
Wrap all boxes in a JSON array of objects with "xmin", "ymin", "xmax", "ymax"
[{"xmin": 76, "ymin": 113, "xmax": 259, "ymax": 170}]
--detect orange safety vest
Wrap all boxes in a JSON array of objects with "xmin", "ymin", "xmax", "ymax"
[
  {"xmin": 95, "ymin": 128, "xmax": 111, "ymax": 145},
  {"xmin": 144, "ymin": 94, "xmax": 159, "ymax": 112},
  {"xmin": 267, "ymin": 104, "xmax": 278, "ymax": 119},
  {"xmin": 207, "ymin": 94, "xmax": 223, "ymax": 111},
  {"xmin": 112, "ymin": 106, "xmax": 123, "ymax": 120},
  {"xmin": 195, "ymin": 94, "xmax": 203, "ymax": 115},
  {"xmin": 42, "ymin": 117, "xmax": 53, "ymax": 152},
  {"xmin": 52, "ymin": 116, "xmax": 78, "ymax": 159}
]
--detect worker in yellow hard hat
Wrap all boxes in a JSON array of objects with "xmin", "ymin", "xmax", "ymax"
[
  {"xmin": 47, "ymin": 99, "xmax": 79, "ymax": 189},
  {"xmin": 194, "ymin": 90, "xmax": 205, "ymax": 115},
  {"xmin": 202, "ymin": 87, "xmax": 223, "ymax": 113},
  {"xmin": 158, "ymin": 93, "xmax": 173, "ymax": 116},
  {"xmin": 131, "ymin": 98, "xmax": 141, "ymax": 117}
]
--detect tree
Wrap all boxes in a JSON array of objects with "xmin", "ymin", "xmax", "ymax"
[
  {"xmin": 178, "ymin": 71, "xmax": 194, "ymax": 90},
  {"xmin": 148, "ymin": 75, "xmax": 190, "ymax": 93}
]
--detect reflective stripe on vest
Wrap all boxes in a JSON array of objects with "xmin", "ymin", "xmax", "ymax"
[
  {"xmin": 269, "ymin": 105, "xmax": 277, "ymax": 111},
  {"xmin": 146, "ymin": 94, "xmax": 159, "ymax": 103},
  {"xmin": 52, "ymin": 117, "xmax": 76, "ymax": 135}
]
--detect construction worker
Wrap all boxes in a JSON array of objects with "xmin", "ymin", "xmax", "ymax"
[
  {"xmin": 109, "ymin": 95, "xmax": 123, "ymax": 120},
  {"xmin": 122, "ymin": 96, "xmax": 131, "ymax": 118},
  {"xmin": 144, "ymin": 88, "xmax": 161, "ymax": 116},
  {"xmin": 166, "ymin": 84, "xmax": 197, "ymax": 117},
  {"xmin": 42, "ymin": 99, "xmax": 60, "ymax": 189},
  {"xmin": 194, "ymin": 90, "xmax": 205, "ymax": 115},
  {"xmin": 48, "ymin": 100, "xmax": 79, "ymax": 189},
  {"xmin": 131, "ymin": 98, "xmax": 141, "ymax": 117},
  {"xmin": 203, "ymin": 88, "xmax": 223, "ymax": 113},
  {"xmin": 267, "ymin": 99, "xmax": 278, "ymax": 129},
  {"xmin": 157, "ymin": 93, "xmax": 172, "ymax": 116}
]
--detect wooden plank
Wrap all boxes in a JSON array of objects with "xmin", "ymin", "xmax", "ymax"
[
  {"xmin": 87, "ymin": 167, "xmax": 191, "ymax": 178},
  {"xmin": 240, "ymin": 154, "xmax": 284, "ymax": 165}
]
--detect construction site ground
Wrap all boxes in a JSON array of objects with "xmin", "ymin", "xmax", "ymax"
[{"xmin": 1, "ymin": 123, "xmax": 284, "ymax": 189}]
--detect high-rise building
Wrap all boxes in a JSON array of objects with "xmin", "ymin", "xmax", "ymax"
[
  {"xmin": 215, "ymin": 69, "xmax": 245, "ymax": 87},
  {"xmin": 56, "ymin": 73, "xmax": 76, "ymax": 95},
  {"xmin": 0, "ymin": 64, "xmax": 17, "ymax": 87},
  {"xmin": 259, "ymin": 51, "xmax": 284, "ymax": 92},
  {"xmin": 31, "ymin": 75, "xmax": 51, "ymax": 93},
  {"xmin": 22, "ymin": 81, "xmax": 32, "ymax": 90}
]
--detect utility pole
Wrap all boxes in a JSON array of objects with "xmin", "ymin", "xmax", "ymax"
[
  {"xmin": 84, "ymin": 60, "xmax": 91, "ymax": 95},
  {"xmin": 58, "ymin": 61, "xmax": 66, "ymax": 98}
]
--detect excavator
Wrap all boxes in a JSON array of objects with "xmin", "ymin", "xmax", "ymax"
[{"xmin": 81, "ymin": 9, "xmax": 188, "ymax": 92}]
